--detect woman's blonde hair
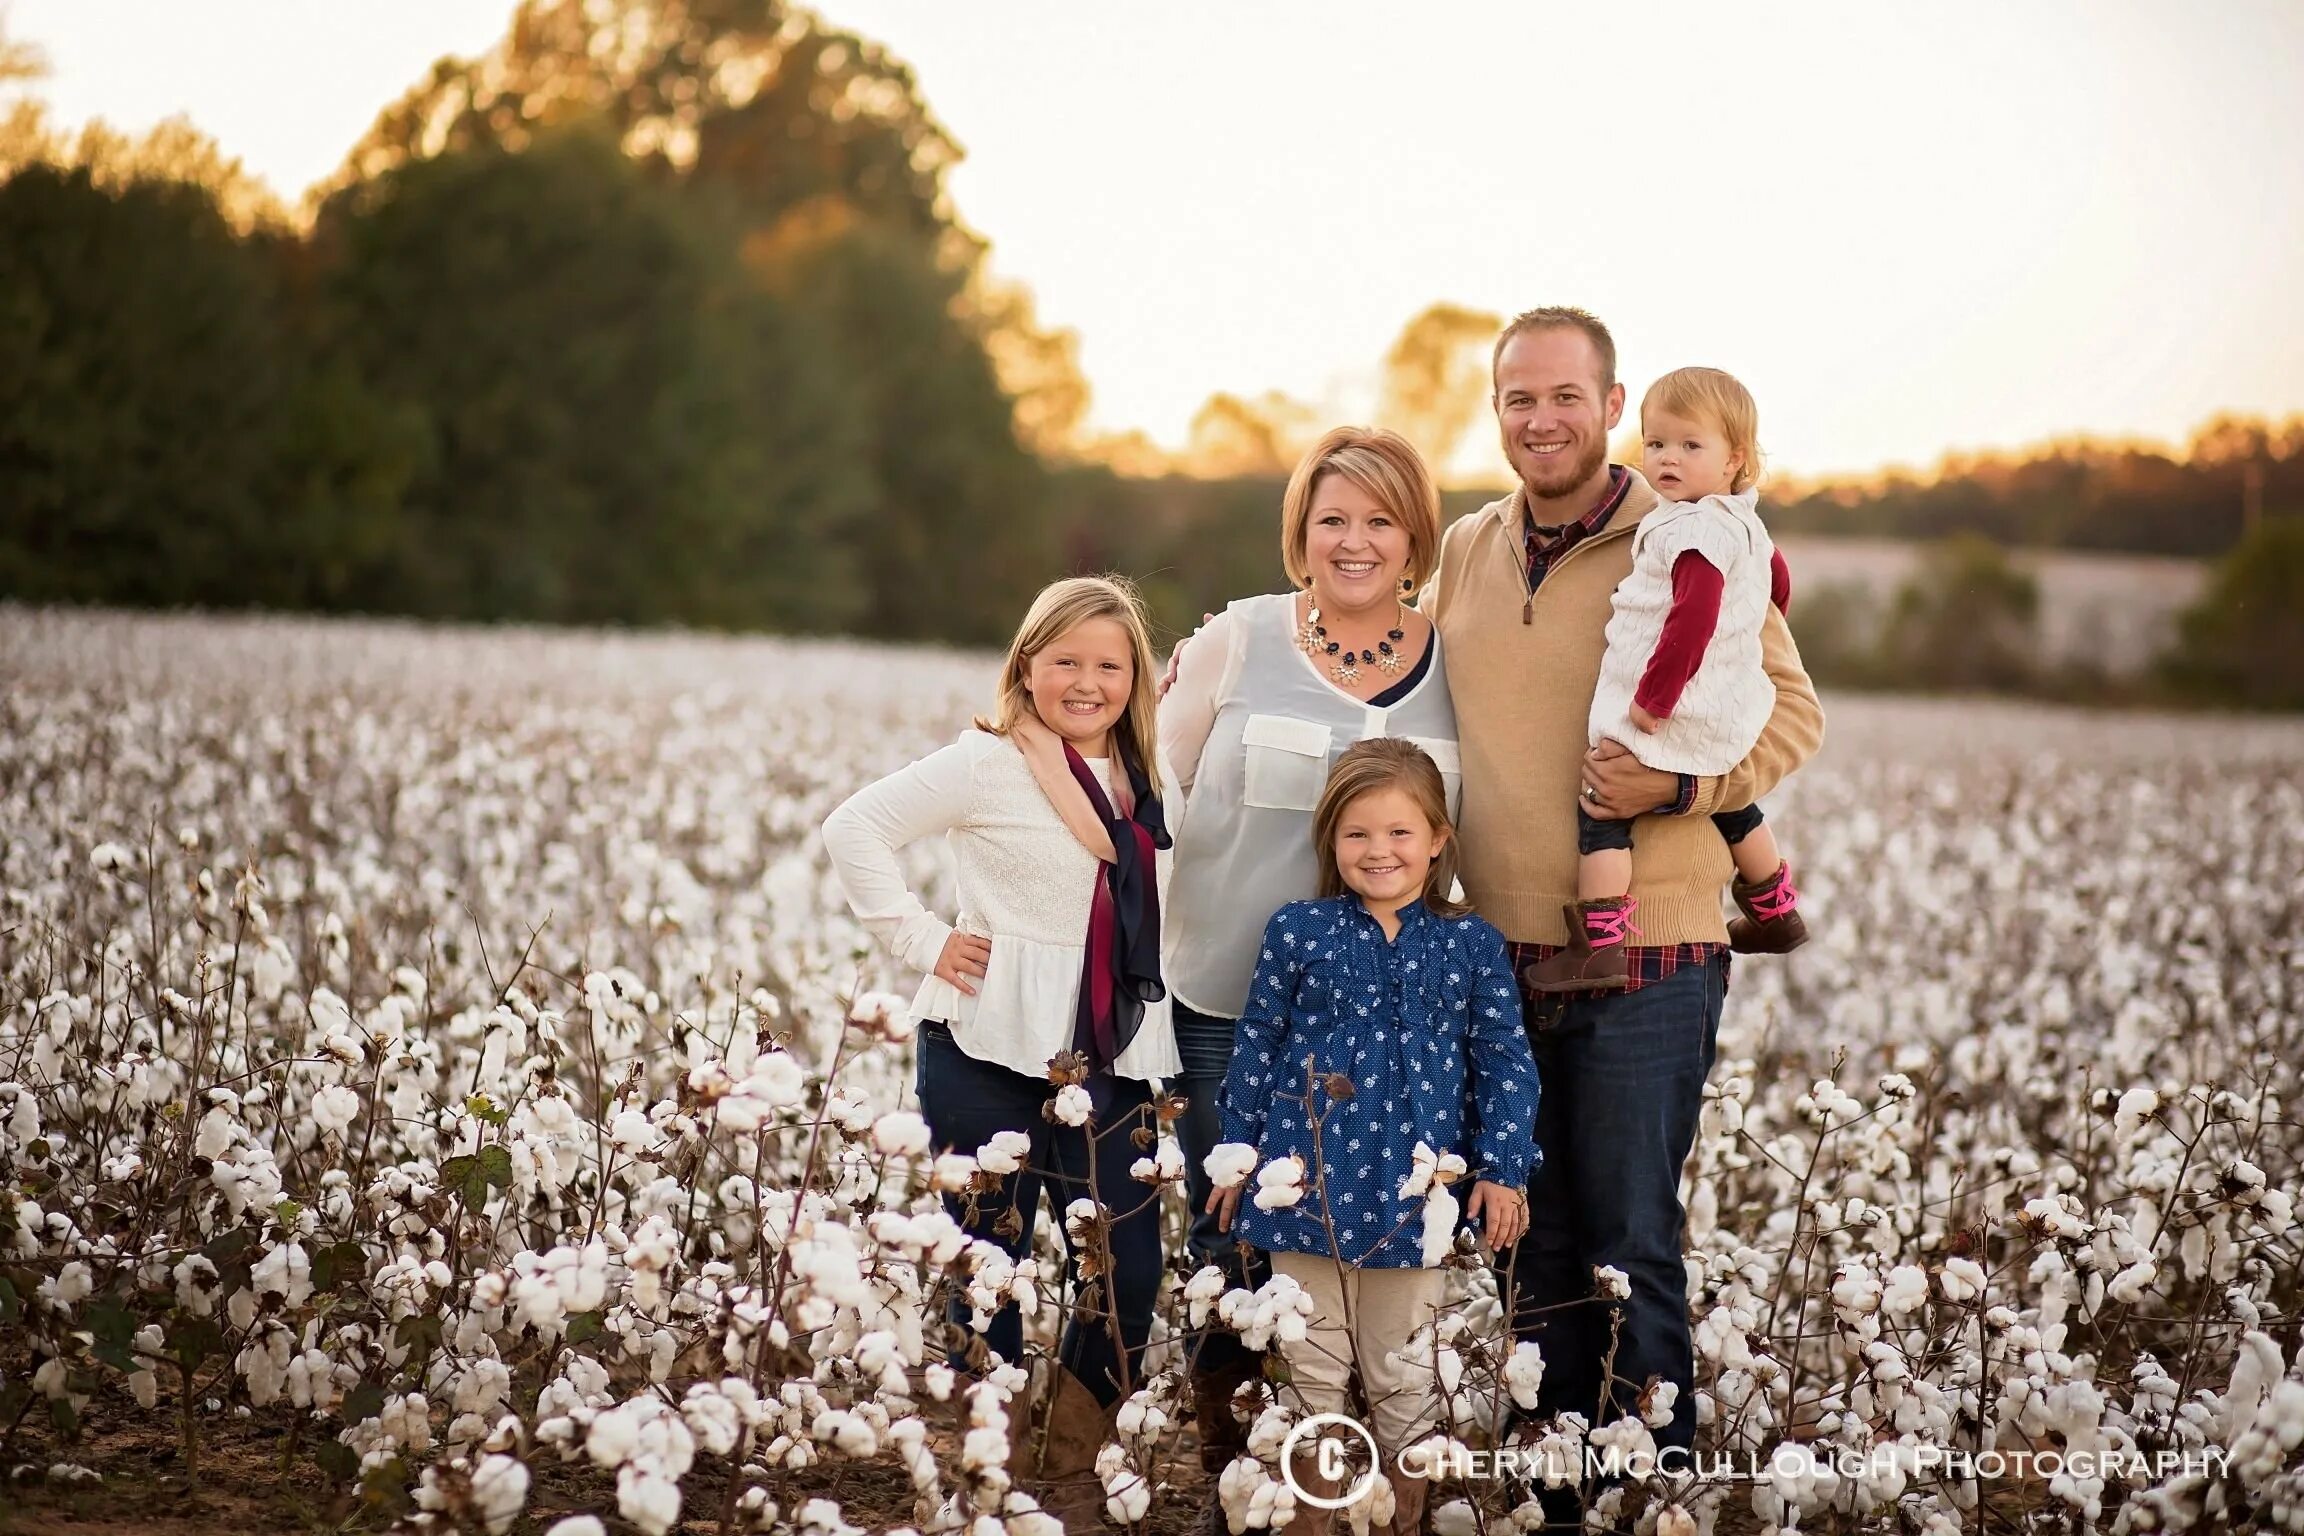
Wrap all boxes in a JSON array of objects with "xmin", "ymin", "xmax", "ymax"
[
  {"xmin": 1310, "ymin": 739, "xmax": 1468, "ymax": 919},
  {"xmin": 1642, "ymin": 366, "xmax": 1763, "ymax": 493},
  {"xmin": 974, "ymin": 574, "xmax": 1163, "ymax": 794},
  {"xmin": 1278, "ymin": 427, "xmax": 1444, "ymax": 598}
]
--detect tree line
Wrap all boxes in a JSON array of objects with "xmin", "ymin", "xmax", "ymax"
[
  {"xmin": 1, "ymin": 1, "xmax": 2298, "ymax": 704},
  {"xmin": 1, "ymin": 0, "xmax": 1064, "ymax": 644},
  {"xmin": 1761, "ymin": 419, "xmax": 2304, "ymax": 560}
]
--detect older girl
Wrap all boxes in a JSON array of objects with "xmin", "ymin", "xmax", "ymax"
[{"xmin": 821, "ymin": 574, "xmax": 1179, "ymax": 1521}]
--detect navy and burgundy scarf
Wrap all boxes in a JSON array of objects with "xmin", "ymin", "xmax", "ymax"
[{"xmin": 1062, "ymin": 741, "xmax": 1169, "ymax": 1075}]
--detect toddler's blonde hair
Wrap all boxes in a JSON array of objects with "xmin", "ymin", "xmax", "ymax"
[{"xmin": 1642, "ymin": 366, "xmax": 1762, "ymax": 494}]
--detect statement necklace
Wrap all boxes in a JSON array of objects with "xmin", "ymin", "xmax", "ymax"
[{"xmin": 1297, "ymin": 598, "xmax": 1408, "ymax": 686}]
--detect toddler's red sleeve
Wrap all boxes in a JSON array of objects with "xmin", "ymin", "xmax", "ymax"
[{"xmin": 1634, "ymin": 551, "xmax": 1725, "ymax": 719}]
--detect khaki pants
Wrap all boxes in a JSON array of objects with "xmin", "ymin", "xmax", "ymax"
[{"xmin": 1271, "ymin": 1252, "xmax": 1449, "ymax": 1454}]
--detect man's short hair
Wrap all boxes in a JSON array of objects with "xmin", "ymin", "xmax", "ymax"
[{"xmin": 1492, "ymin": 307, "xmax": 1617, "ymax": 393}]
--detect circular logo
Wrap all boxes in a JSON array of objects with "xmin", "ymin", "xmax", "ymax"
[{"xmin": 1279, "ymin": 1413, "xmax": 1382, "ymax": 1510}]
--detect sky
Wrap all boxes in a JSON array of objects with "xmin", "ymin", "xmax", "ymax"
[{"xmin": 11, "ymin": 0, "xmax": 2304, "ymax": 479}]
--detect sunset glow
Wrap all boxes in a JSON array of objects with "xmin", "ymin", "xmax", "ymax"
[{"xmin": 14, "ymin": 0, "xmax": 2304, "ymax": 479}]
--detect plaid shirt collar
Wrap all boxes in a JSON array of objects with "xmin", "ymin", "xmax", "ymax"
[{"xmin": 1521, "ymin": 464, "xmax": 1632, "ymax": 578}]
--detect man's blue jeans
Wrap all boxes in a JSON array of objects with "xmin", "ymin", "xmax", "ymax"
[
  {"xmin": 1491, "ymin": 954, "xmax": 1726, "ymax": 1450},
  {"xmin": 1171, "ymin": 999, "xmax": 1270, "ymax": 1375},
  {"xmin": 916, "ymin": 1023, "xmax": 1163, "ymax": 1407}
]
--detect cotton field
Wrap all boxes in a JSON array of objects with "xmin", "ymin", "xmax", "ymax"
[{"xmin": 3, "ymin": 604, "xmax": 2302, "ymax": 1536}]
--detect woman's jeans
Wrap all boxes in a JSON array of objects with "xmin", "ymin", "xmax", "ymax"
[
  {"xmin": 915, "ymin": 1023, "xmax": 1162, "ymax": 1407},
  {"xmin": 1171, "ymin": 999, "xmax": 1270, "ymax": 1375}
]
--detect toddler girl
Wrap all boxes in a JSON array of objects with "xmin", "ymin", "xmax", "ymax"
[
  {"xmin": 1529, "ymin": 366, "xmax": 1808, "ymax": 993},
  {"xmin": 821, "ymin": 574, "xmax": 1180, "ymax": 1522},
  {"xmin": 1207, "ymin": 738, "xmax": 1538, "ymax": 1534}
]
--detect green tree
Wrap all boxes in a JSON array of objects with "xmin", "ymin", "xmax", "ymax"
[
  {"xmin": 2161, "ymin": 517, "xmax": 2304, "ymax": 710},
  {"xmin": 0, "ymin": 165, "xmax": 293, "ymax": 605},
  {"xmin": 1786, "ymin": 578, "xmax": 1887, "ymax": 690},
  {"xmin": 765, "ymin": 217, "xmax": 1048, "ymax": 642},
  {"xmin": 309, "ymin": 127, "xmax": 874, "ymax": 628},
  {"xmin": 1876, "ymin": 534, "xmax": 2042, "ymax": 693},
  {"xmin": 327, "ymin": 0, "xmax": 1050, "ymax": 639}
]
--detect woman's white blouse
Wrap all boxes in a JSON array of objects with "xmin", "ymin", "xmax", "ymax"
[
  {"xmin": 820, "ymin": 729, "xmax": 1180, "ymax": 1081},
  {"xmin": 1160, "ymin": 593, "xmax": 1459, "ymax": 1020}
]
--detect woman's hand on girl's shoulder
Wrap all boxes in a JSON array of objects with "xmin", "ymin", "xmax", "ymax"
[{"xmin": 1156, "ymin": 612, "xmax": 1219, "ymax": 700}]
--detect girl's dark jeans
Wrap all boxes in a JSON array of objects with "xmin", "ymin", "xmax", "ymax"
[
  {"xmin": 1170, "ymin": 999, "xmax": 1270, "ymax": 1375},
  {"xmin": 915, "ymin": 1022, "xmax": 1163, "ymax": 1407}
]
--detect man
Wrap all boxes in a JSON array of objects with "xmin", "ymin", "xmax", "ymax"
[{"xmin": 1421, "ymin": 308, "xmax": 1823, "ymax": 1465}]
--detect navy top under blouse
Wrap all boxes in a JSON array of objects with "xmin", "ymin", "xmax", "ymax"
[{"xmin": 1217, "ymin": 895, "xmax": 1540, "ymax": 1266}]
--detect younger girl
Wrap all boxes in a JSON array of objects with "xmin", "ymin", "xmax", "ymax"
[
  {"xmin": 821, "ymin": 575, "xmax": 1179, "ymax": 1517},
  {"xmin": 1529, "ymin": 366, "xmax": 1809, "ymax": 993},
  {"xmin": 1208, "ymin": 739, "xmax": 1538, "ymax": 1534}
]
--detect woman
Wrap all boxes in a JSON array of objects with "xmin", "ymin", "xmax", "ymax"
[{"xmin": 1159, "ymin": 426, "xmax": 1457, "ymax": 1524}]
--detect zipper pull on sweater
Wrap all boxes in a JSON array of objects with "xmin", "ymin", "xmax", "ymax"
[{"xmin": 1522, "ymin": 592, "xmax": 1534, "ymax": 625}]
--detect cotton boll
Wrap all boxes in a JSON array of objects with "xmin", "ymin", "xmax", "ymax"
[
  {"xmin": 1204, "ymin": 1142, "xmax": 1259, "ymax": 1191},
  {"xmin": 469, "ymin": 1454, "xmax": 530, "ymax": 1535},
  {"xmin": 1419, "ymin": 1185, "xmax": 1459, "ymax": 1266},
  {"xmin": 2107, "ymin": 1257, "xmax": 2158, "ymax": 1305},
  {"xmin": 682, "ymin": 1384, "xmax": 743, "ymax": 1456},
  {"xmin": 1049, "ymin": 1084, "xmax": 1093, "ymax": 1127},
  {"xmin": 609, "ymin": 1109, "xmax": 660, "ymax": 1155},
  {"xmin": 1097, "ymin": 1442, "xmax": 1151, "ymax": 1524},
  {"xmin": 1400, "ymin": 1140, "xmax": 1444, "ymax": 1200},
  {"xmin": 872, "ymin": 1111, "xmax": 932, "ymax": 1158},
  {"xmin": 588, "ymin": 1405, "xmax": 641, "ymax": 1469},
  {"xmin": 310, "ymin": 1083, "xmax": 360, "ymax": 1135},
  {"xmin": 1504, "ymin": 1341, "xmax": 1546, "ymax": 1410},
  {"xmin": 1881, "ymin": 1264, "xmax": 1930, "ymax": 1320},
  {"xmin": 1252, "ymin": 1156, "xmax": 1306, "ymax": 1211},
  {"xmin": 976, "ymin": 1131, "xmax": 1031, "ymax": 1176},
  {"xmin": 1431, "ymin": 1499, "xmax": 1478, "ymax": 1536},
  {"xmin": 616, "ymin": 1464, "xmax": 683, "ymax": 1536},
  {"xmin": 1939, "ymin": 1257, "xmax": 1987, "ymax": 1303}
]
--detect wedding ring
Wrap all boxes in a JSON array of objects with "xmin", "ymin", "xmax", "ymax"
[{"xmin": 1582, "ymin": 784, "xmax": 1600, "ymax": 802}]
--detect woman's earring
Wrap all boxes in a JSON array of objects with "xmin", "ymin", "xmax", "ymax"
[{"xmin": 1400, "ymin": 574, "xmax": 1415, "ymax": 596}]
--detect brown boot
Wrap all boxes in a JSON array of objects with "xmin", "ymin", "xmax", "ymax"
[
  {"xmin": 1016, "ymin": 1365, "xmax": 1114, "ymax": 1529},
  {"xmin": 1280, "ymin": 1433, "xmax": 1344, "ymax": 1536},
  {"xmin": 1727, "ymin": 861, "xmax": 1808, "ymax": 954},
  {"xmin": 1522, "ymin": 898, "xmax": 1637, "ymax": 994},
  {"xmin": 1381, "ymin": 1468, "xmax": 1429, "ymax": 1536},
  {"xmin": 1186, "ymin": 1356, "xmax": 1263, "ymax": 1535}
]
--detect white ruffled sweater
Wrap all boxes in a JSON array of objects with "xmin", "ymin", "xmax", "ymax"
[
  {"xmin": 1586, "ymin": 490, "xmax": 1778, "ymax": 775},
  {"xmin": 820, "ymin": 729, "xmax": 1180, "ymax": 1082}
]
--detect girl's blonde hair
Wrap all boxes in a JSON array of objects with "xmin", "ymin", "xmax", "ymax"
[
  {"xmin": 1642, "ymin": 366, "xmax": 1763, "ymax": 494},
  {"xmin": 974, "ymin": 575, "xmax": 1163, "ymax": 794},
  {"xmin": 1278, "ymin": 427, "xmax": 1444, "ymax": 598},
  {"xmin": 1311, "ymin": 738, "xmax": 1468, "ymax": 919}
]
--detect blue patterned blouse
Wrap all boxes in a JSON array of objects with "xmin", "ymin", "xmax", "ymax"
[{"xmin": 1217, "ymin": 896, "xmax": 1541, "ymax": 1266}]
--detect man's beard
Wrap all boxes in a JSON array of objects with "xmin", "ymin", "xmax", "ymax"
[{"xmin": 1512, "ymin": 431, "xmax": 1609, "ymax": 503}]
